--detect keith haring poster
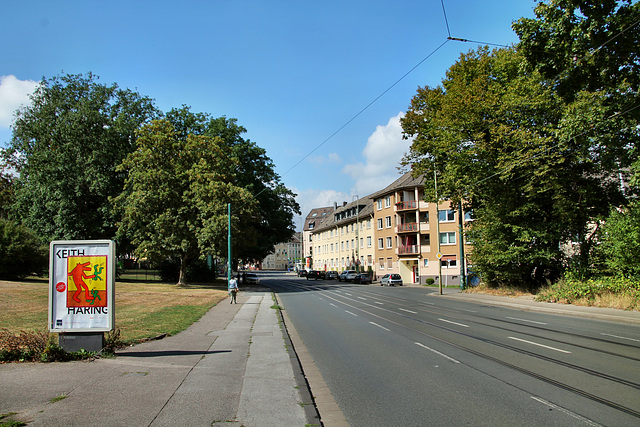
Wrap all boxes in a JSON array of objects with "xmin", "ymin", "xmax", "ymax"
[{"xmin": 49, "ymin": 240, "xmax": 115, "ymax": 332}]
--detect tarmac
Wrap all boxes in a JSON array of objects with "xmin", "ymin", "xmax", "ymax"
[{"xmin": 1, "ymin": 281, "xmax": 638, "ymax": 427}]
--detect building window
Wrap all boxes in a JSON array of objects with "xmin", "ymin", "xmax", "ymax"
[
  {"xmin": 440, "ymin": 232, "xmax": 456, "ymax": 245},
  {"xmin": 367, "ymin": 255, "xmax": 372, "ymax": 266},
  {"xmin": 379, "ymin": 258, "xmax": 385, "ymax": 269},
  {"xmin": 385, "ymin": 196, "xmax": 391, "ymax": 207},
  {"xmin": 378, "ymin": 238, "xmax": 384, "ymax": 249},
  {"xmin": 367, "ymin": 236, "xmax": 372, "ymax": 247},
  {"xmin": 377, "ymin": 218, "xmax": 383, "ymax": 229},
  {"xmin": 387, "ymin": 257, "xmax": 393, "ymax": 269},
  {"xmin": 386, "ymin": 237, "xmax": 392, "ymax": 248},
  {"xmin": 367, "ymin": 219, "xmax": 371, "ymax": 229},
  {"xmin": 438, "ymin": 210, "xmax": 455, "ymax": 222},
  {"xmin": 385, "ymin": 216, "xmax": 392, "ymax": 228},
  {"xmin": 377, "ymin": 199, "xmax": 382, "ymax": 210}
]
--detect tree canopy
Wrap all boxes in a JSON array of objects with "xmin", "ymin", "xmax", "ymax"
[
  {"xmin": 3, "ymin": 72, "xmax": 159, "ymax": 241},
  {"xmin": 113, "ymin": 119, "xmax": 259, "ymax": 285}
]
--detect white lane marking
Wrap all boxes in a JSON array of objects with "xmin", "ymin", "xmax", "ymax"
[
  {"xmin": 374, "ymin": 301, "xmax": 383, "ymax": 305},
  {"xmin": 369, "ymin": 322, "xmax": 390, "ymax": 331},
  {"xmin": 398, "ymin": 308, "xmax": 417, "ymax": 314},
  {"xmin": 439, "ymin": 318, "xmax": 469, "ymax": 328},
  {"xmin": 422, "ymin": 301, "xmax": 435, "ymax": 305},
  {"xmin": 415, "ymin": 342, "xmax": 460, "ymax": 363},
  {"xmin": 508, "ymin": 337, "xmax": 571, "ymax": 354},
  {"xmin": 530, "ymin": 396, "xmax": 602, "ymax": 426},
  {"xmin": 601, "ymin": 332, "xmax": 640, "ymax": 343},
  {"xmin": 458, "ymin": 308, "xmax": 476, "ymax": 312},
  {"xmin": 329, "ymin": 303, "xmax": 337, "ymax": 307},
  {"xmin": 345, "ymin": 293, "xmax": 352, "ymax": 296},
  {"xmin": 358, "ymin": 297, "xmax": 367, "ymax": 300},
  {"xmin": 506, "ymin": 316, "xmax": 547, "ymax": 325},
  {"xmin": 345, "ymin": 310, "xmax": 358, "ymax": 317}
]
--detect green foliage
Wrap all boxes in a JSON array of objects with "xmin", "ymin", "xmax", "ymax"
[
  {"xmin": 0, "ymin": 218, "xmax": 48, "ymax": 279},
  {"xmin": 598, "ymin": 201, "xmax": 640, "ymax": 279},
  {"xmin": 536, "ymin": 276, "xmax": 640, "ymax": 310},
  {"xmin": 0, "ymin": 328, "xmax": 100, "ymax": 362},
  {"xmin": 4, "ymin": 72, "xmax": 159, "ymax": 241},
  {"xmin": 114, "ymin": 119, "xmax": 258, "ymax": 285}
]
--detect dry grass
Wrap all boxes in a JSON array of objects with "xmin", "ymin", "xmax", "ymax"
[
  {"xmin": 0, "ymin": 279, "xmax": 228, "ymax": 344},
  {"xmin": 464, "ymin": 283, "xmax": 534, "ymax": 298}
]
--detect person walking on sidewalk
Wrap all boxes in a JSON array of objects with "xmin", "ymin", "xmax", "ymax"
[{"xmin": 228, "ymin": 276, "xmax": 239, "ymax": 304}]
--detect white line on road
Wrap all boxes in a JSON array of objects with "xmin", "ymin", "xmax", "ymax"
[
  {"xmin": 508, "ymin": 337, "xmax": 571, "ymax": 354},
  {"xmin": 344, "ymin": 293, "xmax": 352, "ymax": 296},
  {"xmin": 369, "ymin": 322, "xmax": 390, "ymax": 331},
  {"xmin": 601, "ymin": 333, "xmax": 640, "ymax": 343},
  {"xmin": 345, "ymin": 310, "xmax": 358, "ymax": 317},
  {"xmin": 398, "ymin": 308, "xmax": 417, "ymax": 314},
  {"xmin": 530, "ymin": 396, "xmax": 602, "ymax": 426},
  {"xmin": 415, "ymin": 342, "xmax": 460, "ymax": 363},
  {"xmin": 506, "ymin": 316, "xmax": 547, "ymax": 325},
  {"xmin": 374, "ymin": 302, "xmax": 383, "ymax": 305},
  {"xmin": 358, "ymin": 297, "xmax": 367, "ymax": 300},
  {"xmin": 439, "ymin": 318, "xmax": 469, "ymax": 328},
  {"xmin": 329, "ymin": 303, "xmax": 337, "ymax": 307}
]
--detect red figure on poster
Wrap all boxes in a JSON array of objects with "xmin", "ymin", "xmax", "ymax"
[{"xmin": 68, "ymin": 262, "xmax": 95, "ymax": 303}]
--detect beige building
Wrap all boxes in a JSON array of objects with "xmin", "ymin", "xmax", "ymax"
[
  {"xmin": 311, "ymin": 199, "xmax": 375, "ymax": 273},
  {"xmin": 302, "ymin": 207, "xmax": 333, "ymax": 270},
  {"xmin": 262, "ymin": 232, "xmax": 302, "ymax": 270}
]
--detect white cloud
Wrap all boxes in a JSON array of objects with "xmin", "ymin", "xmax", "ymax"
[
  {"xmin": 343, "ymin": 112, "xmax": 413, "ymax": 196},
  {"xmin": 291, "ymin": 186, "xmax": 350, "ymax": 228},
  {"xmin": 0, "ymin": 75, "xmax": 39, "ymax": 127},
  {"xmin": 308, "ymin": 152, "xmax": 342, "ymax": 165}
]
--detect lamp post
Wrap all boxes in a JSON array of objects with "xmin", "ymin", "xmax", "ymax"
[{"xmin": 353, "ymin": 195, "xmax": 359, "ymax": 272}]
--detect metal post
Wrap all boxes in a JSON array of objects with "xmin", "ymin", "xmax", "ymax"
[
  {"xmin": 227, "ymin": 203, "xmax": 232, "ymax": 283},
  {"xmin": 435, "ymin": 169, "xmax": 442, "ymax": 295},
  {"xmin": 458, "ymin": 200, "xmax": 466, "ymax": 290}
]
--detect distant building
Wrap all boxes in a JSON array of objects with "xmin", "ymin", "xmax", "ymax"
[
  {"xmin": 302, "ymin": 207, "xmax": 333, "ymax": 270},
  {"xmin": 262, "ymin": 232, "xmax": 302, "ymax": 271}
]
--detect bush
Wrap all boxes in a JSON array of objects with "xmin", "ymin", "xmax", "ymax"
[
  {"xmin": 0, "ymin": 328, "xmax": 101, "ymax": 362},
  {"xmin": 535, "ymin": 276, "xmax": 640, "ymax": 310},
  {"xmin": 0, "ymin": 219, "xmax": 48, "ymax": 279}
]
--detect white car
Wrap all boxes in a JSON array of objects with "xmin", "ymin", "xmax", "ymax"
[
  {"xmin": 380, "ymin": 274, "xmax": 402, "ymax": 286},
  {"xmin": 244, "ymin": 273, "xmax": 260, "ymax": 284},
  {"xmin": 339, "ymin": 270, "xmax": 357, "ymax": 282}
]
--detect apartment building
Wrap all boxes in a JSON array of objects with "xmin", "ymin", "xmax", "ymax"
[
  {"xmin": 262, "ymin": 232, "xmax": 302, "ymax": 270},
  {"xmin": 306, "ymin": 172, "xmax": 472, "ymax": 286},
  {"xmin": 302, "ymin": 207, "xmax": 333, "ymax": 270},
  {"xmin": 310, "ymin": 199, "xmax": 375, "ymax": 273}
]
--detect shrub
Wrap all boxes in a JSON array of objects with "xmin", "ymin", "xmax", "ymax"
[
  {"xmin": 535, "ymin": 276, "xmax": 640, "ymax": 310},
  {"xmin": 0, "ymin": 219, "xmax": 48, "ymax": 279}
]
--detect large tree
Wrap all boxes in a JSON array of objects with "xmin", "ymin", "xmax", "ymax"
[
  {"xmin": 165, "ymin": 106, "xmax": 300, "ymax": 263},
  {"xmin": 402, "ymin": 47, "xmax": 620, "ymax": 289},
  {"xmin": 113, "ymin": 119, "xmax": 258, "ymax": 286},
  {"xmin": 4, "ymin": 73, "xmax": 159, "ymax": 241}
]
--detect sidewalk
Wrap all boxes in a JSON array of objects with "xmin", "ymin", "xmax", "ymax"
[
  {"xmin": 434, "ymin": 287, "xmax": 640, "ymax": 325},
  {"xmin": 0, "ymin": 287, "xmax": 320, "ymax": 426}
]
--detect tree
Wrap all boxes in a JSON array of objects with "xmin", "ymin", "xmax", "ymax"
[
  {"xmin": 402, "ymin": 47, "xmax": 618, "ymax": 290},
  {"xmin": 4, "ymin": 73, "xmax": 159, "ymax": 241},
  {"xmin": 165, "ymin": 106, "xmax": 300, "ymax": 263},
  {"xmin": 598, "ymin": 201, "xmax": 640, "ymax": 279},
  {"xmin": 0, "ymin": 218, "xmax": 48, "ymax": 279},
  {"xmin": 113, "ymin": 119, "xmax": 258, "ymax": 286}
]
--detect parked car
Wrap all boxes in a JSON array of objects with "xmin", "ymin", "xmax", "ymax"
[
  {"xmin": 338, "ymin": 270, "xmax": 357, "ymax": 282},
  {"xmin": 325, "ymin": 271, "xmax": 339, "ymax": 280},
  {"xmin": 298, "ymin": 269, "xmax": 308, "ymax": 277},
  {"xmin": 353, "ymin": 273, "xmax": 372, "ymax": 284},
  {"xmin": 306, "ymin": 270, "xmax": 321, "ymax": 280},
  {"xmin": 244, "ymin": 273, "xmax": 260, "ymax": 284},
  {"xmin": 380, "ymin": 273, "xmax": 403, "ymax": 286},
  {"xmin": 317, "ymin": 270, "xmax": 327, "ymax": 279}
]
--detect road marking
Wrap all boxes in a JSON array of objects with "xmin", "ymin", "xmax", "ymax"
[
  {"xmin": 369, "ymin": 322, "xmax": 390, "ymax": 331},
  {"xmin": 439, "ymin": 318, "xmax": 469, "ymax": 328},
  {"xmin": 530, "ymin": 396, "xmax": 601, "ymax": 426},
  {"xmin": 508, "ymin": 337, "xmax": 571, "ymax": 354},
  {"xmin": 329, "ymin": 303, "xmax": 337, "ymax": 307},
  {"xmin": 601, "ymin": 333, "xmax": 640, "ymax": 343},
  {"xmin": 458, "ymin": 307, "xmax": 475, "ymax": 312},
  {"xmin": 415, "ymin": 342, "xmax": 460, "ymax": 363},
  {"xmin": 374, "ymin": 301, "xmax": 383, "ymax": 305},
  {"xmin": 398, "ymin": 308, "xmax": 417, "ymax": 314},
  {"xmin": 345, "ymin": 310, "xmax": 358, "ymax": 317},
  {"xmin": 506, "ymin": 316, "xmax": 547, "ymax": 325},
  {"xmin": 358, "ymin": 297, "xmax": 367, "ymax": 300},
  {"xmin": 345, "ymin": 293, "xmax": 352, "ymax": 296}
]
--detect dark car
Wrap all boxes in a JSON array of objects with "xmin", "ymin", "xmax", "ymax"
[
  {"xmin": 325, "ymin": 271, "xmax": 339, "ymax": 280},
  {"xmin": 353, "ymin": 273, "xmax": 372, "ymax": 284},
  {"xmin": 298, "ymin": 270, "xmax": 308, "ymax": 277},
  {"xmin": 306, "ymin": 270, "xmax": 321, "ymax": 280},
  {"xmin": 380, "ymin": 273, "xmax": 403, "ymax": 286}
]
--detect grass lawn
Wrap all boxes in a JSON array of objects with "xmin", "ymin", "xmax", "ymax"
[{"xmin": 0, "ymin": 278, "xmax": 229, "ymax": 344}]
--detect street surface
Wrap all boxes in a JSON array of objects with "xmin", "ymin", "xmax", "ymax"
[{"xmin": 262, "ymin": 272, "xmax": 640, "ymax": 426}]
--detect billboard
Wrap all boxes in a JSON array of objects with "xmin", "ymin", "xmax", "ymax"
[{"xmin": 49, "ymin": 240, "xmax": 115, "ymax": 332}]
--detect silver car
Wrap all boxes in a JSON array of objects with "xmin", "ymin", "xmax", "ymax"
[{"xmin": 380, "ymin": 274, "xmax": 402, "ymax": 286}]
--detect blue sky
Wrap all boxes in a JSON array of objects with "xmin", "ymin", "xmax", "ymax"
[{"xmin": 0, "ymin": 0, "xmax": 536, "ymax": 226}]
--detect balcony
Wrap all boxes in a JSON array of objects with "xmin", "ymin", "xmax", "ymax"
[
  {"xmin": 396, "ymin": 200, "xmax": 417, "ymax": 211},
  {"xmin": 397, "ymin": 222, "xmax": 418, "ymax": 233},
  {"xmin": 397, "ymin": 245, "xmax": 419, "ymax": 255}
]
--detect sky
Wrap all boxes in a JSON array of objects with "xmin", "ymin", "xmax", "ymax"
[{"xmin": 0, "ymin": 0, "xmax": 537, "ymax": 228}]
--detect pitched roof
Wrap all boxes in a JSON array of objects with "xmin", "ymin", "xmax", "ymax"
[{"xmin": 368, "ymin": 171, "xmax": 425, "ymax": 199}]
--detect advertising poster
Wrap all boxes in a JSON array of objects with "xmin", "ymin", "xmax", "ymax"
[{"xmin": 49, "ymin": 240, "xmax": 115, "ymax": 332}]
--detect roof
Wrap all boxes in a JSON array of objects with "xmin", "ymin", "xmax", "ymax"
[
  {"xmin": 368, "ymin": 171, "xmax": 425, "ymax": 200},
  {"xmin": 313, "ymin": 198, "xmax": 374, "ymax": 233},
  {"xmin": 303, "ymin": 207, "xmax": 333, "ymax": 231}
]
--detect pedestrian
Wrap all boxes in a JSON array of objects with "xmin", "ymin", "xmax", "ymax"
[{"xmin": 228, "ymin": 276, "xmax": 239, "ymax": 304}]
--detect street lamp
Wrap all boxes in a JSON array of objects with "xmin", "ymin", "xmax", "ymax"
[{"xmin": 353, "ymin": 195, "xmax": 359, "ymax": 272}]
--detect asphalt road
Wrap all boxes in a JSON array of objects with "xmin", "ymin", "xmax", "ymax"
[{"xmin": 262, "ymin": 272, "xmax": 640, "ymax": 427}]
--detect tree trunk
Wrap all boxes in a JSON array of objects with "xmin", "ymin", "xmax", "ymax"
[{"xmin": 177, "ymin": 253, "xmax": 188, "ymax": 286}]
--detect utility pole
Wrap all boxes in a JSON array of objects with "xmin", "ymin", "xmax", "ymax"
[
  {"xmin": 435, "ymin": 169, "xmax": 442, "ymax": 295},
  {"xmin": 458, "ymin": 200, "xmax": 466, "ymax": 290},
  {"xmin": 354, "ymin": 195, "xmax": 359, "ymax": 273},
  {"xmin": 227, "ymin": 203, "xmax": 232, "ymax": 283}
]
